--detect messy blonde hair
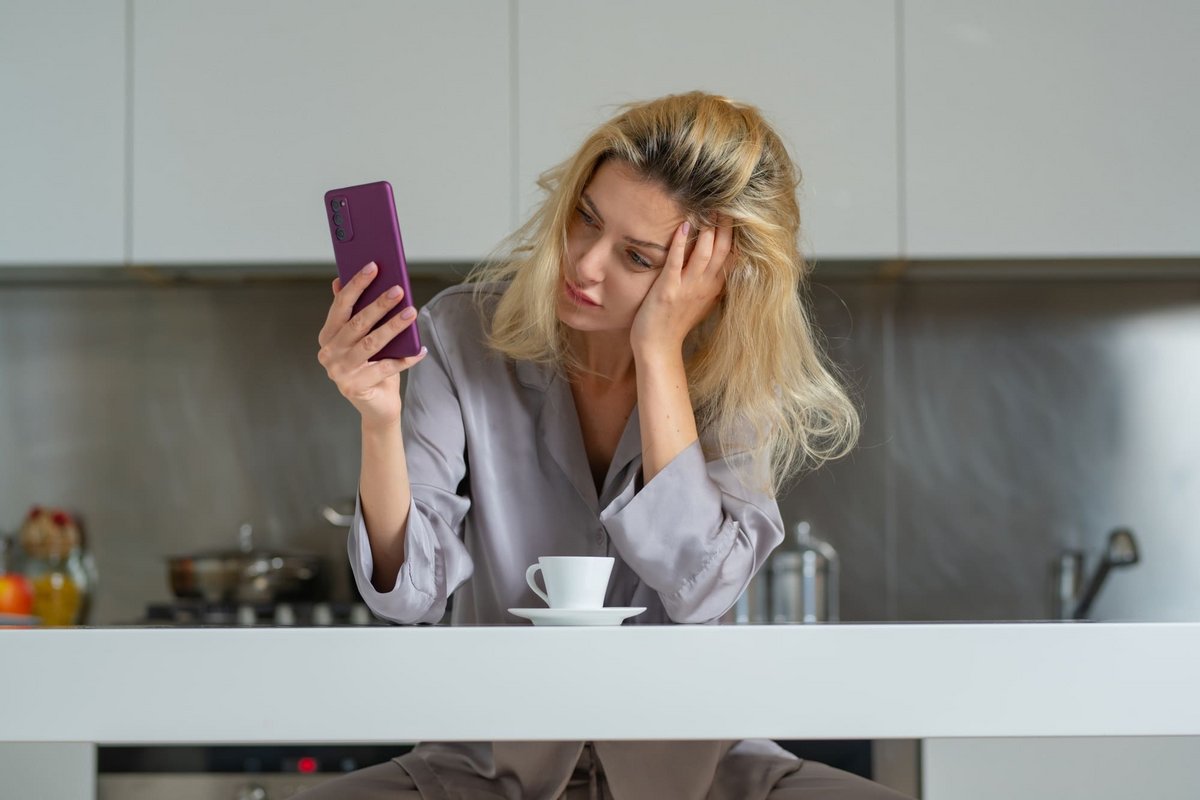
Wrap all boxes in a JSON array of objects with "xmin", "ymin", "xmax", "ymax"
[{"xmin": 469, "ymin": 90, "xmax": 859, "ymax": 492}]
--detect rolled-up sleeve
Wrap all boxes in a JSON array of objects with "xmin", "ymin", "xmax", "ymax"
[
  {"xmin": 598, "ymin": 442, "xmax": 784, "ymax": 624},
  {"xmin": 346, "ymin": 307, "xmax": 473, "ymax": 625}
]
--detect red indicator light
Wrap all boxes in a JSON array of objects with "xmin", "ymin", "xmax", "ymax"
[{"xmin": 297, "ymin": 756, "xmax": 319, "ymax": 774}]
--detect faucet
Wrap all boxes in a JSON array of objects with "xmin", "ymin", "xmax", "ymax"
[{"xmin": 1052, "ymin": 527, "xmax": 1141, "ymax": 620}]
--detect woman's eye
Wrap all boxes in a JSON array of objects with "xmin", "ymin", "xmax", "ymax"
[
  {"xmin": 576, "ymin": 208, "xmax": 596, "ymax": 226},
  {"xmin": 628, "ymin": 250, "xmax": 652, "ymax": 268}
]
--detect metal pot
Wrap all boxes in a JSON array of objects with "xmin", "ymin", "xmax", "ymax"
[{"xmin": 167, "ymin": 523, "xmax": 328, "ymax": 604}]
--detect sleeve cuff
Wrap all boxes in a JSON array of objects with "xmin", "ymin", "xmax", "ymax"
[
  {"xmin": 599, "ymin": 442, "xmax": 727, "ymax": 589},
  {"xmin": 346, "ymin": 492, "xmax": 443, "ymax": 625}
]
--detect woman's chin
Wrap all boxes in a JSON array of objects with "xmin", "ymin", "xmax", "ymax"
[
  {"xmin": 555, "ymin": 299, "xmax": 592, "ymax": 330},
  {"xmin": 558, "ymin": 305, "xmax": 617, "ymax": 334}
]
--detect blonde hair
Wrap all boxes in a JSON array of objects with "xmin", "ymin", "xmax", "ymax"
[{"xmin": 468, "ymin": 90, "xmax": 859, "ymax": 492}]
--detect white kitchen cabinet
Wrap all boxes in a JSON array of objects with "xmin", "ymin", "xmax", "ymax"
[
  {"xmin": 0, "ymin": 2, "xmax": 126, "ymax": 266},
  {"xmin": 923, "ymin": 737, "xmax": 1200, "ymax": 799},
  {"xmin": 904, "ymin": 0, "xmax": 1200, "ymax": 258},
  {"xmin": 516, "ymin": 1, "xmax": 899, "ymax": 260},
  {"xmin": 132, "ymin": 0, "xmax": 511, "ymax": 264},
  {"xmin": 0, "ymin": 744, "xmax": 94, "ymax": 799}
]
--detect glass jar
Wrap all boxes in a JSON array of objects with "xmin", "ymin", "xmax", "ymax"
[
  {"xmin": 18, "ymin": 506, "xmax": 96, "ymax": 625},
  {"xmin": 30, "ymin": 556, "xmax": 82, "ymax": 626}
]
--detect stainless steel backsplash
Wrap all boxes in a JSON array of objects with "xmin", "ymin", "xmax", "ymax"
[{"xmin": 2, "ymin": 274, "xmax": 1197, "ymax": 624}]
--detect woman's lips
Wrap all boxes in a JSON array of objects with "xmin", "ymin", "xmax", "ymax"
[{"xmin": 564, "ymin": 280, "xmax": 600, "ymax": 307}]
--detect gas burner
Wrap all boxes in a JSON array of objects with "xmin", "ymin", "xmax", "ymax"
[{"xmin": 141, "ymin": 600, "xmax": 381, "ymax": 627}]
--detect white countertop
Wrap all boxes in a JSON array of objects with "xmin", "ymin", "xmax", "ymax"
[{"xmin": 3, "ymin": 622, "xmax": 1198, "ymax": 744}]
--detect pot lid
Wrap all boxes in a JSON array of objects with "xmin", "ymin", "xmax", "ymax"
[{"xmin": 166, "ymin": 523, "xmax": 321, "ymax": 561}]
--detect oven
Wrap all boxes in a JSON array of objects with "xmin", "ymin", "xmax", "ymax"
[
  {"xmin": 97, "ymin": 744, "xmax": 414, "ymax": 799},
  {"xmin": 97, "ymin": 742, "xmax": 891, "ymax": 799}
]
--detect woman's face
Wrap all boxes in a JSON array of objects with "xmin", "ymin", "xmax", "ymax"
[{"xmin": 557, "ymin": 159, "xmax": 689, "ymax": 333}]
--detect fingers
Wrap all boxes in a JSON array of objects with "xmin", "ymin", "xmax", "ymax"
[
  {"xmin": 681, "ymin": 217, "xmax": 733, "ymax": 283},
  {"xmin": 320, "ymin": 263, "xmax": 411, "ymax": 351},
  {"xmin": 338, "ymin": 282, "xmax": 411, "ymax": 350},
  {"xmin": 665, "ymin": 217, "xmax": 736, "ymax": 285},
  {"xmin": 318, "ymin": 303, "xmax": 422, "ymax": 381},
  {"xmin": 375, "ymin": 349, "xmax": 428, "ymax": 379},
  {"xmin": 348, "ymin": 347, "xmax": 427, "ymax": 391},
  {"xmin": 326, "ymin": 347, "xmax": 428, "ymax": 402},
  {"xmin": 690, "ymin": 224, "xmax": 716, "ymax": 272},
  {"xmin": 354, "ymin": 304, "xmax": 420, "ymax": 360},
  {"xmin": 320, "ymin": 261, "xmax": 377, "ymax": 341},
  {"xmin": 665, "ymin": 221, "xmax": 690, "ymax": 279},
  {"xmin": 317, "ymin": 260, "xmax": 420, "ymax": 373}
]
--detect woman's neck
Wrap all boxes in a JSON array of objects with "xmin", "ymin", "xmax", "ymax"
[{"xmin": 567, "ymin": 328, "xmax": 636, "ymax": 385}]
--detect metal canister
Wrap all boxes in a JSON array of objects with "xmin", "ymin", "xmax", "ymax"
[
  {"xmin": 1050, "ymin": 549, "xmax": 1084, "ymax": 620},
  {"xmin": 729, "ymin": 568, "xmax": 770, "ymax": 623},
  {"xmin": 769, "ymin": 521, "xmax": 839, "ymax": 623}
]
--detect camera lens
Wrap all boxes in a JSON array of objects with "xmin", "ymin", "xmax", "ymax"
[
  {"xmin": 330, "ymin": 198, "xmax": 342, "ymax": 211},
  {"xmin": 336, "ymin": 228, "xmax": 347, "ymax": 241},
  {"xmin": 332, "ymin": 213, "xmax": 344, "ymax": 225}
]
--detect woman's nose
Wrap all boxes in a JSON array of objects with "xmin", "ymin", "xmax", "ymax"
[{"xmin": 575, "ymin": 241, "xmax": 606, "ymax": 285}]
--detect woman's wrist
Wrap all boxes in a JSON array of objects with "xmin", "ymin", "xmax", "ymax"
[
  {"xmin": 632, "ymin": 338, "xmax": 685, "ymax": 370},
  {"xmin": 361, "ymin": 415, "xmax": 403, "ymax": 439}
]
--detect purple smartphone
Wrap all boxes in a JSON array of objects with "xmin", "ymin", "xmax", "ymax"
[{"xmin": 324, "ymin": 180, "xmax": 422, "ymax": 360}]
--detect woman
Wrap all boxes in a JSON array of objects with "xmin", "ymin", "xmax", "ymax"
[{"xmin": 306, "ymin": 91, "xmax": 912, "ymax": 799}]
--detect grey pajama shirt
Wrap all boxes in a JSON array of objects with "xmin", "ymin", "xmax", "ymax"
[{"xmin": 301, "ymin": 283, "xmax": 912, "ymax": 800}]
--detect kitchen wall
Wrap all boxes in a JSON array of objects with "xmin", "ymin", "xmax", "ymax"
[
  {"xmin": 1, "ymin": 271, "xmax": 1197, "ymax": 625},
  {"xmin": 784, "ymin": 275, "xmax": 1200, "ymax": 623}
]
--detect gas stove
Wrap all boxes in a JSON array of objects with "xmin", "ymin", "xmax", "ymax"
[{"xmin": 139, "ymin": 599, "xmax": 384, "ymax": 627}]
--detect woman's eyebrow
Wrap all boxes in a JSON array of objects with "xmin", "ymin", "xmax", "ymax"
[{"xmin": 581, "ymin": 193, "xmax": 669, "ymax": 252}]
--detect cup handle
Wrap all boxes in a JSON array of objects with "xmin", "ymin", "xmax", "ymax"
[{"xmin": 525, "ymin": 564, "xmax": 550, "ymax": 606}]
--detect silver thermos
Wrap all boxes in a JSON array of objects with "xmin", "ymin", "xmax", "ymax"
[{"xmin": 728, "ymin": 520, "xmax": 840, "ymax": 624}]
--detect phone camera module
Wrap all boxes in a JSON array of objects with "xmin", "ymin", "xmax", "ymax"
[
  {"xmin": 336, "ymin": 228, "xmax": 347, "ymax": 241},
  {"xmin": 330, "ymin": 198, "xmax": 343, "ymax": 211},
  {"xmin": 332, "ymin": 213, "xmax": 344, "ymax": 226}
]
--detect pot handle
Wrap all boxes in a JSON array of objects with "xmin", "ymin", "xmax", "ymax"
[{"xmin": 321, "ymin": 502, "xmax": 355, "ymax": 528}]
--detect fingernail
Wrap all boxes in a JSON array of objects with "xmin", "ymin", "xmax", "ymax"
[
  {"xmin": 386, "ymin": 285, "xmax": 402, "ymax": 299},
  {"xmin": 364, "ymin": 262, "xmax": 377, "ymax": 273},
  {"xmin": 400, "ymin": 306, "xmax": 417, "ymax": 320},
  {"xmin": 681, "ymin": 222, "xmax": 691, "ymax": 237}
]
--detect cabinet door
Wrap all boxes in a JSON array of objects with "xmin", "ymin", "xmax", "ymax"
[
  {"xmin": 517, "ymin": 1, "xmax": 899, "ymax": 260},
  {"xmin": 905, "ymin": 0, "xmax": 1200, "ymax": 258},
  {"xmin": 0, "ymin": 2, "xmax": 126, "ymax": 266},
  {"xmin": 132, "ymin": 1, "xmax": 511, "ymax": 264},
  {"xmin": 923, "ymin": 737, "xmax": 1200, "ymax": 800}
]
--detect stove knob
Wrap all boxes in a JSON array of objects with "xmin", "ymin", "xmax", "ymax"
[
  {"xmin": 312, "ymin": 602, "xmax": 334, "ymax": 626},
  {"xmin": 236, "ymin": 605, "xmax": 258, "ymax": 627},
  {"xmin": 274, "ymin": 603, "xmax": 296, "ymax": 626},
  {"xmin": 349, "ymin": 604, "xmax": 372, "ymax": 625},
  {"xmin": 235, "ymin": 783, "xmax": 268, "ymax": 800}
]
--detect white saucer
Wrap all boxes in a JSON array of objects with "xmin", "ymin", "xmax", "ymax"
[{"xmin": 507, "ymin": 607, "xmax": 646, "ymax": 626}]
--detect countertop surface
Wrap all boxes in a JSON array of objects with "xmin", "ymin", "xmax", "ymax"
[{"xmin": 3, "ymin": 622, "xmax": 1198, "ymax": 744}]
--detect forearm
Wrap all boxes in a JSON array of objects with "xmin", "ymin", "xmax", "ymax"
[
  {"xmin": 634, "ymin": 345, "xmax": 699, "ymax": 484},
  {"xmin": 598, "ymin": 437, "xmax": 786, "ymax": 623},
  {"xmin": 359, "ymin": 419, "xmax": 412, "ymax": 592}
]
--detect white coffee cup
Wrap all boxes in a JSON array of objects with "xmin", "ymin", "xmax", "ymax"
[{"xmin": 525, "ymin": 556, "xmax": 614, "ymax": 609}]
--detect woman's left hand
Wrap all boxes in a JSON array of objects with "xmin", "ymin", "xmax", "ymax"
[{"xmin": 630, "ymin": 216, "xmax": 734, "ymax": 358}]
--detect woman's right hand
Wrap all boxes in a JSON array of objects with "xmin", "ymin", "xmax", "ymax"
[{"xmin": 317, "ymin": 261, "xmax": 427, "ymax": 430}]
